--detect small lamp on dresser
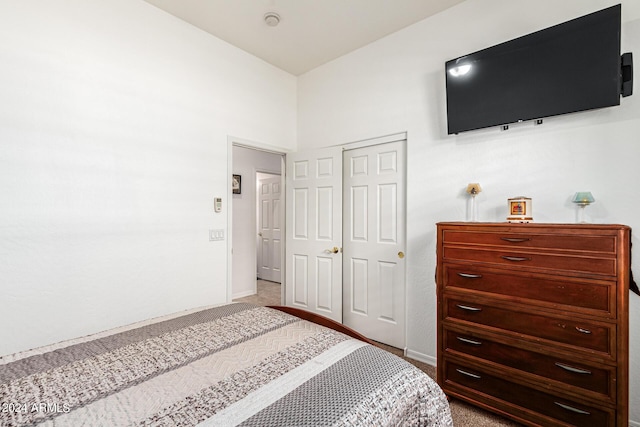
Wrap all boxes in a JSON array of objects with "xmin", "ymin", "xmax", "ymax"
[
  {"xmin": 466, "ymin": 183, "xmax": 482, "ymax": 222},
  {"xmin": 572, "ymin": 191, "xmax": 595, "ymax": 223}
]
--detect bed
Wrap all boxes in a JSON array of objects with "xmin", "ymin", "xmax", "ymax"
[{"xmin": 0, "ymin": 303, "xmax": 452, "ymax": 426}]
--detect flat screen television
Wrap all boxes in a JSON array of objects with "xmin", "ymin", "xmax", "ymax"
[{"xmin": 445, "ymin": 4, "xmax": 628, "ymax": 135}]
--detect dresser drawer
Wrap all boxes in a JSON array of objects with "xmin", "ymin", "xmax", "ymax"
[
  {"xmin": 442, "ymin": 246, "xmax": 616, "ymax": 276},
  {"xmin": 443, "ymin": 265, "xmax": 615, "ymax": 317},
  {"xmin": 445, "ymin": 297, "xmax": 613, "ymax": 356},
  {"xmin": 442, "ymin": 229, "xmax": 616, "ymax": 254},
  {"xmin": 444, "ymin": 327, "xmax": 615, "ymax": 400},
  {"xmin": 444, "ymin": 360, "xmax": 615, "ymax": 427}
]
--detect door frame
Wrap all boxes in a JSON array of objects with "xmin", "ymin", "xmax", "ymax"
[
  {"xmin": 341, "ymin": 132, "xmax": 408, "ymax": 151},
  {"xmin": 227, "ymin": 136, "xmax": 288, "ymax": 304}
]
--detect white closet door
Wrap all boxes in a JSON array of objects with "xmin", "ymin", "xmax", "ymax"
[
  {"xmin": 285, "ymin": 147, "xmax": 343, "ymax": 322},
  {"xmin": 342, "ymin": 140, "xmax": 406, "ymax": 348}
]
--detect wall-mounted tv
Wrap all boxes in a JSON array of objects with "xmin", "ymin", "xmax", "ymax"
[{"xmin": 445, "ymin": 4, "xmax": 632, "ymax": 135}]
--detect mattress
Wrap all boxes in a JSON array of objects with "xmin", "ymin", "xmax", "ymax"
[{"xmin": 0, "ymin": 303, "xmax": 452, "ymax": 426}]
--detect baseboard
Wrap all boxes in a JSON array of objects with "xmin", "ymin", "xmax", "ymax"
[
  {"xmin": 231, "ymin": 290, "xmax": 256, "ymax": 299},
  {"xmin": 404, "ymin": 348, "xmax": 437, "ymax": 367}
]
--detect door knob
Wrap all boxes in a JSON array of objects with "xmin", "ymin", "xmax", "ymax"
[
  {"xmin": 398, "ymin": 251, "xmax": 405, "ymax": 259},
  {"xmin": 326, "ymin": 247, "xmax": 340, "ymax": 254}
]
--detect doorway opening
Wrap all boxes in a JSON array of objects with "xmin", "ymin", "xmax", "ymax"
[{"xmin": 230, "ymin": 141, "xmax": 285, "ymax": 305}]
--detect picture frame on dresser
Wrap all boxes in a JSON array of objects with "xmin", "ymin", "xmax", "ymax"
[{"xmin": 436, "ymin": 222, "xmax": 630, "ymax": 427}]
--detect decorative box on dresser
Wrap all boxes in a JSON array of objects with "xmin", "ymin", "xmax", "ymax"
[{"xmin": 436, "ymin": 222, "xmax": 630, "ymax": 427}]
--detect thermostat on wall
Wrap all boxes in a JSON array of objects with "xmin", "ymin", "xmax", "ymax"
[{"xmin": 214, "ymin": 197, "xmax": 222, "ymax": 213}]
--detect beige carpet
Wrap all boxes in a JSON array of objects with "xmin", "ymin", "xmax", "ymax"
[{"xmin": 235, "ymin": 280, "xmax": 522, "ymax": 426}]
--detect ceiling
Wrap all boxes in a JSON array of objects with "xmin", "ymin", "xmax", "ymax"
[{"xmin": 142, "ymin": 0, "xmax": 466, "ymax": 75}]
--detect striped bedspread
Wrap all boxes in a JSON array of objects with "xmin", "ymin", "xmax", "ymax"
[{"xmin": 0, "ymin": 303, "xmax": 452, "ymax": 426}]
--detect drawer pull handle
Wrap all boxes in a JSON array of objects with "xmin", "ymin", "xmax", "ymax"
[
  {"xmin": 555, "ymin": 362, "xmax": 592, "ymax": 375},
  {"xmin": 457, "ymin": 336, "xmax": 482, "ymax": 346},
  {"xmin": 501, "ymin": 256, "xmax": 531, "ymax": 262},
  {"xmin": 575, "ymin": 327, "xmax": 592, "ymax": 334},
  {"xmin": 457, "ymin": 272, "xmax": 482, "ymax": 279},
  {"xmin": 554, "ymin": 402, "xmax": 591, "ymax": 415},
  {"xmin": 501, "ymin": 237, "xmax": 531, "ymax": 243},
  {"xmin": 456, "ymin": 368, "xmax": 481, "ymax": 379},
  {"xmin": 456, "ymin": 304, "xmax": 482, "ymax": 312}
]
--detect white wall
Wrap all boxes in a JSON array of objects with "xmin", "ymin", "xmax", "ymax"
[
  {"xmin": 2, "ymin": 0, "xmax": 639, "ymax": 421},
  {"xmin": 297, "ymin": 0, "xmax": 640, "ymax": 423},
  {"xmin": 0, "ymin": 0, "xmax": 296, "ymax": 356},
  {"xmin": 231, "ymin": 145, "xmax": 282, "ymax": 298}
]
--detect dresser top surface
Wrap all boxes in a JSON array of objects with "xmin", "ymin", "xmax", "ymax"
[{"xmin": 437, "ymin": 222, "xmax": 630, "ymax": 231}]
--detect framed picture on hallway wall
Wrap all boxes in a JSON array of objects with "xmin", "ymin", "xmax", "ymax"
[{"xmin": 232, "ymin": 174, "xmax": 241, "ymax": 194}]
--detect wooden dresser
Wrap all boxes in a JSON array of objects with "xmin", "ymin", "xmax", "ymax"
[{"xmin": 436, "ymin": 222, "xmax": 630, "ymax": 427}]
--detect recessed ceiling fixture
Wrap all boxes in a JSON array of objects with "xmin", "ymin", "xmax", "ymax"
[{"xmin": 264, "ymin": 12, "xmax": 280, "ymax": 27}]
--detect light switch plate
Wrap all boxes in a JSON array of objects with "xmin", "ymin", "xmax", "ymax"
[{"xmin": 209, "ymin": 229, "xmax": 224, "ymax": 241}]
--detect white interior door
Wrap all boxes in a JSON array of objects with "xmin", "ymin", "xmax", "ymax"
[
  {"xmin": 285, "ymin": 147, "xmax": 343, "ymax": 322},
  {"xmin": 257, "ymin": 175, "xmax": 282, "ymax": 283},
  {"xmin": 342, "ymin": 140, "xmax": 406, "ymax": 348}
]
